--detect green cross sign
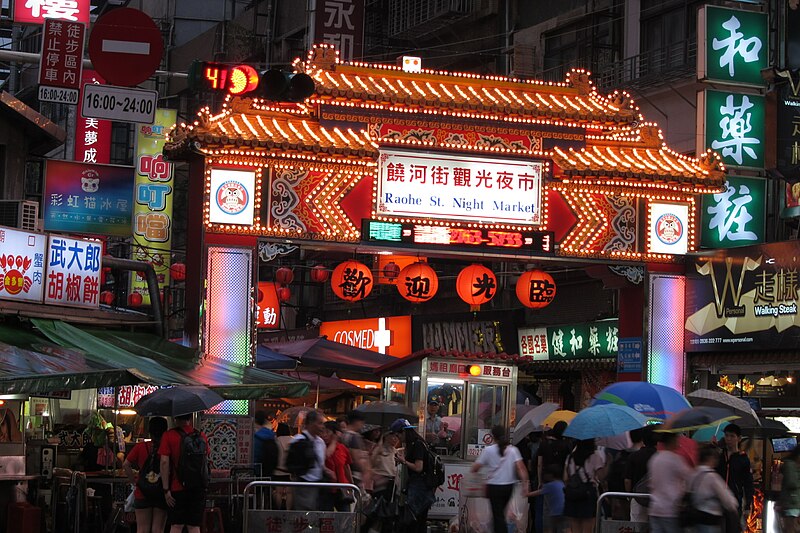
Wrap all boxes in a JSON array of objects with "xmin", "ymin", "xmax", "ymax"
[
  {"xmin": 700, "ymin": 176, "xmax": 766, "ymax": 248},
  {"xmin": 700, "ymin": 6, "xmax": 768, "ymax": 86},
  {"xmin": 700, "ymin": 89, "xmax": 765, "ymax": 169}
]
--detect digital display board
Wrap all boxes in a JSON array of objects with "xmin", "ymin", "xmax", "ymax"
[{"xmin": 363, "ymin": 220, "xmax": 555, "ymax": 255}]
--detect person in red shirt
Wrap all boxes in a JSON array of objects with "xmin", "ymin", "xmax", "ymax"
[
  {"xmin": 158, "ymin": 413, "xmax": 210, "ymax": 533},
  {"xmin": 123, "ymin": 417, "xmax": 168, "ymax": 533},
  {"xmin": 322, "ymin": 421, "xmax": 353, "ymax": 511}
]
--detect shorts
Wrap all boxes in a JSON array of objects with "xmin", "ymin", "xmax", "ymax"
[
  {"xmin": 134, "ymin": 496, "xmax": 167, "ymax": 510},
  {"xmin": 168, "ymin": 489, "xmax": 206, "ymax": 527}
]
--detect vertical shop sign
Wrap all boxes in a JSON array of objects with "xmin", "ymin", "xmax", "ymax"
[
  {"xmin": 131, "ymin": 109, "xmax": 177, "ymax": 304},
  {"xmin": 37, "ymin": 19, "xmax": 84, "ymax": 105},
  {"xmin": 698, "ymin": 89, "xmax": 765, "ymax": 169},
  {"xmin": 617, "ymin": 338, "xmax": 642, "ymax": 374},
  {"xmin": 698, "ymin": 6, "xmax": 768, "ymax": 87},
  {"xmin": 13, "ymin": 0, "xmax": 90, "ymax": 25},
  {"xmin": 776, "ymin": 70, "xmax": 800, "ymax": 183},
  {"xmin": 0, "ymin": 226, "xmax": 46, "ymax": 303},
  {"xmin": 44, "ymin": 235, "xmax": 102, "ymax": 308},
  {"xmin": 313, "ymin": 0, "xmax": 364, "ymax": 62},
  {"xmin": 43, "ymin": 160, "xmax": 134, "ymax": 236},
  {"xmin": 517, "ymin": 326, "xmax": 549, "ymax": 360},
  {"xmin": 700, "ymin": 176, "xmax": 766, "ymax": 248},
  {"xmin": 75, "ymin": 70, "xmax": 111, "ymax": 164}
]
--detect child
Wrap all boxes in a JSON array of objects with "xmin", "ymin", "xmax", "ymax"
[{"xmin": 529, "ymin": 464, "xmax": 565, "ymax": 532}]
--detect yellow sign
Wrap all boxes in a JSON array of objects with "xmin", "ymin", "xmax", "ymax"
[{"xmin": 130, "ymin": 109, "xmax": 177, "ymax": 304}]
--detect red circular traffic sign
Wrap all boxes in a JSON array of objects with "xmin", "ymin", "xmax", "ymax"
[{"xmin": 88, "ymin": 8, "xmax": 164, "ymax": 87}]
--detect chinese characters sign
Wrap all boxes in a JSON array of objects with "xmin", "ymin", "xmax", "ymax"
[
  {"xmin": 313, "ymin": 0, "xmax": 364, "ymax": 62},
  {"xmin": 75, "ymin": 70, "xmax": 111, "ymax": 164},
  {"xmin": 43, "ymin": 160, "xmax": 134, "ymax": 237},
  {"xmin": 44, "ymin": 235, "xmax": 102, "ymax": 308},
  {"xmin": 0, "ymin": 226, "xmax": 46, "ymax": 303},
  {"xmin": 256, "ymin": 282, "xmax": 281, "ymax": 329},
  {"xmin": 14, "ymin": 0, "xmax": 90, "ymax": 25},
  {"xmin": 517, "ymin": 320, "xmax": 619, "ymax": 361},
  {"xmin": 700, "ymin": 176, "xmax": 765, "ymax": 248},
  {"xmin": 376, "ymin": 149, "xmax": 544, "ymax": 226},
  {"xmin": 699, "ymin": 89, "xmax": 765, "ymax": 168},
  {"xmin": 647, "ymin": 202, "xmax": 690, "ymax": 255},
  {"xmin": 116, "ymin": 384, "xmax": 159, "ymax": 408},
  {"xmin": 131, "ymin": 108, "xmax": 177, "ymax": 304},
  {"xmin": 37, "ymin": 18, "xmax": 85, "ymax": 105},
  {"xmin": 427, "ymin": 360, "xmax": 513, "ymax": 378},
  {"xmin": 244, "ymin": 511, "xmax": 353, "ymax": 533},
  {"xmin": 685, "ymin": 241, "xmax": 800, "ymax": 352},
  {"xmin": 699, "ymin": 6, "xmax": 768, "ymax": 86}
]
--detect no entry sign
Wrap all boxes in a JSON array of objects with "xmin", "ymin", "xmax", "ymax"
[{"xmin": 88, "ymin": 8, "xmax": 163, "ymax": 87}]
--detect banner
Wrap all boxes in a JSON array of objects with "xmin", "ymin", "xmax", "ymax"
[
  {"xmin": 43, "ymin": 160, "xmax": 134, "ymax": 236},
  {"xmin": 518, "ymin": 319, "xmax": 618, "ymax": 360},
  {"xmin": 131, "ymin": 109, "xmax": 177, "ymax": 304},
  {"xmin": 0, "ymin": 226, "xmax": 46, "ymax": 303},
  {"xmin": 685, "ymin": 240, "xmax": 800, "ymax": 351}
]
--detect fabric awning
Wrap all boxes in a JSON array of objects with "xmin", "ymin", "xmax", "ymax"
[
  {"xmin": 256, "ymin": 344, "xmax": 297, "ymax": 370},
  {"xmin": 260, "ymin": 337, "xmax": 397, "ymax": 377}
]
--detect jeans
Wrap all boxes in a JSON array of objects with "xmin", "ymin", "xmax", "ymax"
[
  {"xmin": 486, "ymin": 484, "xmax": 514, "ymax": 533},
  {"xmin": 649, "ymin": 516, "xmax": 681, "ymax": 533}
]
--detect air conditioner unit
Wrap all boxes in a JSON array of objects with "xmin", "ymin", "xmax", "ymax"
[{"xmin": 0, "ymin": 200, "xmax": 39, "ymax": 231}]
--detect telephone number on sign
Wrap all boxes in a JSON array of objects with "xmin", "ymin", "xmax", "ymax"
[
  {"xmin": 84, "ymin": 93, "xmax": 155, "ymax": 115},
  {"xmin": 39, "ymin": 86, "xmax": 79, "ymax": 104}
]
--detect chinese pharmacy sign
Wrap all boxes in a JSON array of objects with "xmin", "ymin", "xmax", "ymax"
[
  {"xmin": 0, "ymin": 226, "xmax": 46, "ymax": 303},
  {"xmin": 517, "ymin": 319, "xmax": 619, "ymax": 361},
  {"xmin": 685, "ymin": 240, "xmax": 800, "ymax": 352},
  {"xmin": 131, "ymin": 108, "xmax": 177, "ymax": 305},
  {"xmin": 376, "ymin": 149, "xmax": 544, "ymax": 226},
  {"xmin": 699, "ymin": 89, "xmax": 765, "ymax": 168},
  {"xmin": 43, "ymin": 160, "xmax": 134, "ymax": 237},
  {"xmin": 699, "ymin": 6, "xmax": 768, "ymax": 86},
  {"xmin": 14, "ymin": 0, "xmax": 90, "ymax": 25},
  {"xmin": 44, "ymin": 235, "xmax": 102, "ymax": 308},
  {"xmin": 700, "ymin": 176, "xmax": 765, "ymax": 248}
]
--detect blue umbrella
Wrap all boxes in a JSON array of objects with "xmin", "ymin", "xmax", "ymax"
[
  {"xmin": 563, "ymin": 404, "xmax": 650, "ymax": 440},
  {"xmin": 692, "ymin": 421, "xmax": 730, "ymax": 442},
  {"xmin": 591, "ymin": 382, "xmax": 691, "ymax": 420}
]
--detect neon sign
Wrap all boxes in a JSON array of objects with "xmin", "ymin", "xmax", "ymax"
[{"xmin": 363, "ymin": 220, "xmax": 554, "ymax": 255}]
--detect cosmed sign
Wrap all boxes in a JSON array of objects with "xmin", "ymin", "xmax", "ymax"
[{"xmin": 376, "ymin": 149, "xmax": 544, "ymax": 225}]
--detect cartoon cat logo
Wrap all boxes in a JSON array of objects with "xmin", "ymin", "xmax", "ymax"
[{"xmin": 80, "ymin": 169, "xmax": 100, "ymax": 193}]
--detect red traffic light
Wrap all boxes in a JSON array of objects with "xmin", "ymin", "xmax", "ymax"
[{"xmin": 189, "ymin": 61, "xmax": 260, "ymax": 96}]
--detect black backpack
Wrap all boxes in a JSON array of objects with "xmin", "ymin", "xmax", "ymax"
[
  {"xmin": 136, "ymin": 442, "xmax": 162, "ymax": 500},
  {"xmin": 564, "ymin": 464, "xmax": 596, "ymax": 503},
  {"xmin": 176, "ymin": 428, "xmax": 210, "ymax": 490},
  {"xmin": 422, "ymin": 441, "xmax": 445, "ymax": 489},
  {"xmin": 606, "ymin": 450, "xmax": 630, "ymax": 493},
  {"xmin": 286, "ymin": 433, "xmax": 317, "ymax": 478}
]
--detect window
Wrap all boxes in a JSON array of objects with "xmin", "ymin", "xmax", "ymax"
[
  {"xmin": 640, "ymin": 0, "xmax": 702, "ymax": 73},
  {"xmin": 110, "ymin": 122, "xmax": 134, "ymax": 166}
]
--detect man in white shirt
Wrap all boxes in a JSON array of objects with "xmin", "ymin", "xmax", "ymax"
[
  {"xmin": 648, "ymin": 431, "xmax": 693, "ymax": 533},
  {"xmin": 424, "ymin": 400, "xmax": 442, "ymax": 444},
  {"xmin": 292, "ymin": 410, "xmax": 331, "ymax": 510}
]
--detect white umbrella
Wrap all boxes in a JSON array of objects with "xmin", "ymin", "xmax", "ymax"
[
  {"xmin": 686, "ymin": 389, "xmax": 760, "ymax": 427},
  {"xmin": 512, "ymin": 402, "xmax": 558, "ymax": 444}
]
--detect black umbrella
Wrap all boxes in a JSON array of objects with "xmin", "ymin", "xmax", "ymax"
[
  {"xmin": 134, "ymin": 385, "xmax": 224, "ymax": 416},
  {"xmin": 661, "ymin": 406, "xmax": 739, "ymax": 433},
  {"xmin": 354, "ymin": 401, "xmax": 416, "ymax": 427}
]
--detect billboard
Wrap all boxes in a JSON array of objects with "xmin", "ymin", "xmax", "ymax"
[
  {"xmin": 0, "ymin": 226, "xmax": 46, "ymax": 303},
  {"xmin": 685, "ymin": 241, "xmax": 800, "ymax": 352},
  {"xmin": 44, "ymin": 235, "xmax": 102, "ymax": 308},
  {"xmin": 517, "ymin": 319, "xmax": 619, "ymax": 361}
]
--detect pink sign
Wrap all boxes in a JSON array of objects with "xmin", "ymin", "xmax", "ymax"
[
  {"xmin": 75, "ymin": 70, "xmax": 111, "ymax": 164},
  {"xmin": 14, "ymin": 0, "xmax": 91, "ymax": 25},
  {"xmin": 38, "ymin": 18, "xmax": 85, "ymax": 90}
]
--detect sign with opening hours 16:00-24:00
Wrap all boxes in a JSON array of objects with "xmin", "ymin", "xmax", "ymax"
[{"xmin": 81, "ymin": 84, "xmax": 158, "ymax": 124}]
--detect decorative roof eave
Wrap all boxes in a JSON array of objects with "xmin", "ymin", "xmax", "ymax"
[{"xmin": 297, "ymin": 44, "xmax": 642, "ymax": 127}]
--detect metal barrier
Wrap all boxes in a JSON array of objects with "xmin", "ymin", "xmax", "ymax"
[
  {"xmin": 595, "ymin": 491, "xmax": 651, "ymax": 533},
  {"xmin": 242, "ymin": 480, "xmax": 362, "ymax": 533}
]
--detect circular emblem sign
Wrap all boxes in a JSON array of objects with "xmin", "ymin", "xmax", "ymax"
[
  {"xmin": 215, "ymin": 180, "xmax": 249, "ymax": 215},
  {"xmin": 655, "ymin": 213, "xmax": 683, "ymax": 245}
]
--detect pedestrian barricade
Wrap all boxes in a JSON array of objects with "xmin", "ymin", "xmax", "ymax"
[
  {"xmin": 242, "ymin": 480, "xmax": 362, "ymax": 533},
  {"xmin": 596, "ymin": 491, "xmax": 650, "ymax": 533}
]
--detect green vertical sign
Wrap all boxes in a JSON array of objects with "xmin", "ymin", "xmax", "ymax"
[
  {"xmin": 700, "ymin": 176, "xmax": 766, "ymax": 248},
  {"xmin": 700, "ymin": 6, "xmax": 768, "ymax": 86},
  {"xmin": 702, "ymin": 90, "xmax": 765, "ymax": 168}
]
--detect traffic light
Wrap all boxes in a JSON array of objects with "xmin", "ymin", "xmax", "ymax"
[
  {"xmin": 187, "ymin": 61, "xmax": 316, "ymax": 102},
  {"xmin": 260, "ymin": 69, "xmax": 315, "ymax": 102}
]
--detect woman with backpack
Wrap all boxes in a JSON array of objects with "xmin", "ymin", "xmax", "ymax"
[
  {"xmin": 123, "ymin": 417, "xmax": 168, "ymax": 533},
  {"xmin": 563, "ymin": 439, "xmax": 607, "ymax": 533},
  {"xmin": 471, "ymin": 425, "xmax": 530, "ymax": 533}
]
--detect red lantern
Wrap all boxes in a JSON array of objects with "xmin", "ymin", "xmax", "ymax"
[
  {"xmin": 170, "ymin": 262, "xmax": 186, "ymax": 282},
  {"xmin": 382, "ymin": 261, "xmax": 400, "ymax": 281},
  {"xmin": 330, "ymin": 261, "xmax": 373, "ymax": 302},
  {"xmin": 277, "ymin": 286, "xmax": 292, "ymax": 303},
  {"xmin": 100, "ymin": 291, "xmax": 114, "ymax": 305},
  {"xmin": 275, "ymin": 267, "xmax": 294, "ymax": 285},
  {"xmin": 516, "ymin": 270, "xmax": 556, "ymax": 309},
  {"xmin": 128, "ymin": 292, "xmax": 143, "ymax": 307},
  {"xmin": 457, "ymin": 264, "xmax": 497, "ymax": 307},
  {"xmin": 397, "ymin": 262, "xmax": 438, "ymax": 303},
  {"xmin": 310, "ymin": 265, "xmax": 330, "ymax": 283}
]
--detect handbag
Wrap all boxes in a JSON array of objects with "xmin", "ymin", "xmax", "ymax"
[
  {"xmin": 124, "ymin": 489, "xmax": 135, "ymax": 513},
  {"xmin": 564, "ymin": 462, "xmax": 595, "ymax": 503}
]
